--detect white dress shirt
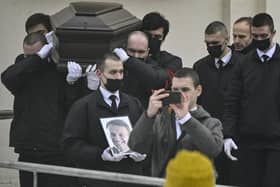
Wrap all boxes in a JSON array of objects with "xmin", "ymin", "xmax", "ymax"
[
  {"xmin": 257, "ymin": 43, "xmax": 276, "ymax": 62},
  {"xmin": 175, "ymin": 106, "xmax": 198, "ymax": 139},
  {"xmin": 214, "ymin": 50, "xmax": 232, "ymax": 69},
  {"xmin": 99, "ymin": 86, "xmax": 120, "ymax": 108}
]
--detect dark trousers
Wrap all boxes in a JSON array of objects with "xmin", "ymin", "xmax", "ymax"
[
  {"xmin": 215, "ymin": 150, "xmax": 241, "ymax": 186},
  {"xmin": 239, "ymin": 146, "xmax": 280, "ymax": 187},
  {"xmin": 18, "ymin": 151, "xmax": 80, "ymax": 187}
]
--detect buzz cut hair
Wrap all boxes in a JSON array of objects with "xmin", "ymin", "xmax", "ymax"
[
  {"xmin": 96, "ymin": 52, "xmax": 121, "ymax": 72},
  {"xmin": 174, "ymin": 67, "xmax": 200, "ymax": 88},
  {"xmin": 205, "ymin": 21, "xmax": 228, "ymax": 37}
]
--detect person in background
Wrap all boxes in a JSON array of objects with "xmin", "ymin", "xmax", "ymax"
[
  {"xmin": 1, "ymin": 13, "xmax": 80, "ymax": 187},
  {"xmin": 129, "ymin": 67, "xmax": 223, "ymax": 177},
  {"xmin": 223, "ymin": 13, "xmax": 280, "ymax": 187},
  {"xmin": 232, "ymin": 16, "xmax": 255, "ymax": 54},
  {"xmin": 25, "ymin": 13, "xmax": 60, "ymax": 63},
  {"xmin": 1, "ymin": 31, "xmax": 75, "ymax": 187},
  {"xmin": 193, "ymin": 21, "xmax": 243, "ymax": 185},
  {"xmin": 141, "ymin": 12, "xmax": 182, "ymax": 89},
  {"xmin": 26, "ymin": 13, "xmax": 99, "ymax": 93},
  {"xmin": 114, "ymin": 31, "xmax": 180, "ymax": 108},
  {"xmin": 163, "ymin": 150, "xmax": 215, "ymax": 187}
]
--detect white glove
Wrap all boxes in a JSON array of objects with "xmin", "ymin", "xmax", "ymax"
[
  {"xmin": 37, "ymin": 43, "xmax": 53, "ymax": 59},
  {"xmin": 128, "ymin": 152, "xmax": 147, "ymax": 162},
  {"xmin": 224, "ymin": 138, "xmax": 238, "ymax": 161},
  {"xmin": 113, "ymin": 48, "xmax": 129, "ymax": 62},
  {"xmin": 101, "ymin": 147, "xmax": 127, "ymax": 162},
  {"xmin": 45, "ymin": 31, "xmax": 55, "ymax": 44},
  {"xmin": 45, "ymin": 31, "xmax": 60, "ymax": 63},
  {"xmin": 66, "ymin": 61, "xmax": 82, "ymax": 84},
  {"xmin": 85, "ymin": 64, "xmax": 100, "ymax": 90}
]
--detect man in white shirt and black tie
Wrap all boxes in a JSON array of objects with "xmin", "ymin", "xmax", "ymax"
[
  {"xmin": 62, "ymin": 52, "xmax": 146, "ymax": 187},
  {"xmin": 192, "ymin": 21, "xmax": 244, "ymax": 186},
  {"xmin": 223, "ymin": 13, "xmax": 280, "ymax": 187}
]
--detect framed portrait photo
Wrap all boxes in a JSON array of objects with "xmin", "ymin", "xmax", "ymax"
[{"xmin": 100, "ymin": 116, "xmax": 133, "ymax": 155}]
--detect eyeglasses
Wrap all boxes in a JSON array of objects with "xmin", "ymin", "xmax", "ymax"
[{"xmin": 127, "ymin": 48, "xmax": 147, "ymax": 54}]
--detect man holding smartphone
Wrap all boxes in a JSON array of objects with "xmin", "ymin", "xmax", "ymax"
[{"xmin": 129, "ymin": 67, "xmax": 223, "ymax": 177}]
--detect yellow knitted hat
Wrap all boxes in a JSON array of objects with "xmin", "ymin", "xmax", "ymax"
[{"xmin": 164, "ymin": 150, "xmax": 215, "ymax": 187}]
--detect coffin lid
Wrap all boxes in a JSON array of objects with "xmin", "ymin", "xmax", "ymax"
[{"xmin": 51, "ymin": 1, "xmax": 140, "ymax": 32}]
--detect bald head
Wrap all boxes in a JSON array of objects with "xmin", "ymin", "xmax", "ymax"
[{"xmin": 126, "ymin": 31, "xmax": 149, "ymax": 60}]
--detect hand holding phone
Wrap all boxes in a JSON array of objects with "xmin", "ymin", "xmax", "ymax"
[{"xmin": 161, "ymin": 90, "xmax": 182, "ymax": 105}]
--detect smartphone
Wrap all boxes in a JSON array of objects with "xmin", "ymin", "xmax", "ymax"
[{"xmin": 161, "ymin": 90, "xmax": 182, "ymax": 105}]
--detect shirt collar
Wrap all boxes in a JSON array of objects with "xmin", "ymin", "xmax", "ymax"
[
  {"xmin": 215, "ymin": 49, "xmax": 232, "ymax": 67},
  {"xmin": 99, "ymin": 86, "xmax": 120, "ymax": 101},
  {"xmin": 257, "ymin": 43, "xmax": 276, "ymax": 62}
]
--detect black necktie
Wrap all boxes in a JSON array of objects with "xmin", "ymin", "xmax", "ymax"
[
  {"xmin": 262, "ymin": 54, "xmax": 269, "ymax": 62},
  {"xmin": 109, "ymin": 95, "xmax": 117, "ymax": 113},
  {"xmin": 217, "ymin": 59, "xmax": 224, "ymax": 70}
]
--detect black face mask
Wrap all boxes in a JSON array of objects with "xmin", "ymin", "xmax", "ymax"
[
  {"xmin": 104, "ymin": 78, "xmax": 123, "ymax": 92},
  {"xmin": 128, "ymin": 55, "xmax": 146, "ymax": 62},
  {"xmin": 253, "ymin": 38, "xmax": 270, "ymax": 51},
  {"xmin": 207, "ymin": 44, "xmax": 223, "ymax": 58},
  {"xmin": 136, "ymin": 57, "xmax": 146, "ymax": 62},
  {"xmin": 149, "ymin": 37, "xmax": 162, "ymax": 57}
]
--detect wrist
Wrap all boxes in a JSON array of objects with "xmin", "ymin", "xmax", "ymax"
[{"xmin": 146, "ymin": 110, "xmax": 155, "ymax": 118}]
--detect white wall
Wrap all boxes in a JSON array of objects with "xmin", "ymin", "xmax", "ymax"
[{"xmin": 0, "ymin": 0, "xmax": 277, "ymax": 186}]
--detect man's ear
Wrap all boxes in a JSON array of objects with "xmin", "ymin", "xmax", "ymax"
[
  {"xmin": 96, "ymin": 69, "xmax": 102, "ymax": 78},
  {"xmin": 196, "ymin": 85, "xmax": 202, "ymax": 97}
]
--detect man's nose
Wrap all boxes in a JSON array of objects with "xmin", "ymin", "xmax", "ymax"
[{"xmin": 234, "ymin": 37, "xmax": 240, "ymax": 43}]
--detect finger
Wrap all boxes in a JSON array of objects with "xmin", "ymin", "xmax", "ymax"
[
  {"xmin": 150, "ymin": 93, "xmax": 169, "ymax": 103},
  {"xmin": 152, "ymin": 89, "xmax": 166, "ymax": 96},
  {"xmin": 92, "ymin": 64, "xmax": 97, "ymax": 72},
  {"xmin": 86, "ymin": 65, "xmax": 93, "ymax": 73},
  {"xmin": 232, "ymin": 142, "xmax": 238, "ymax": 150},
  {"xmin": 128, "ymin": 154, "xmax": 136, "ymax": 159},
  {"xmin": 105, "ymin": 147, "xmax": 112, "ymax": 152},
  {"xmin": 228, "ymin": 154, "xmax": 238, "ymax": 161},
  {"xmin": 225, "ymin": 149, "xmax": 237, "ymax": 161}
]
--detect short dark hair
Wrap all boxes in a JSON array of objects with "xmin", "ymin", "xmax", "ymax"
[
  {"xmin": 252, "ymin": 13, "xmax": 274, "ymax": 32},
  {"xmin": 205, "ymin": 21, "xmax": 228, "ymax": 37},
  {"xmin": 25, "ymin": 13, "xmax": 52, "ymax": 33},
  {"xmin": 141, "ymin": 12, "xmax": 169, "ymax": 40},
  {"xmin": 23, "ymin": 32, "xmax": 47, "ymax": 46},
  {"xmin": 106, "ymin": 119, "xmax": 130, "ymax": 132},
  {"xmin": 174, "ymin": 68, "xmax": 200, "ymax": 88},
  {"xmin": 96, "ymin": 52, "xmax": 121, "ymax": 72}
]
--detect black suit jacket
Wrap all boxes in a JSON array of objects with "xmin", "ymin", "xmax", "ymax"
[{"xmin": 62, "ymin": 89, "xmax": 144, "ymax": 187}]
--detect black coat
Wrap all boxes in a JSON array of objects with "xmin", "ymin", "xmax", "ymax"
[
  {"xmin": 122, "ymin": 52, "xmax": 182, "ymax": 108},
  {"xmin": 223, "ymin": 44, "xmax": 280, "ymax": 148},
  {"xmin": 1, "ymin": 54, "xmax": 72, "ymax": 152},
  {"xmin": 193, "ymin": 51, "xmax": 244, "ymax": 121},
  {"xmin": 62, "ymin": 89, "xmax": 144, "ymax": 187}
]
